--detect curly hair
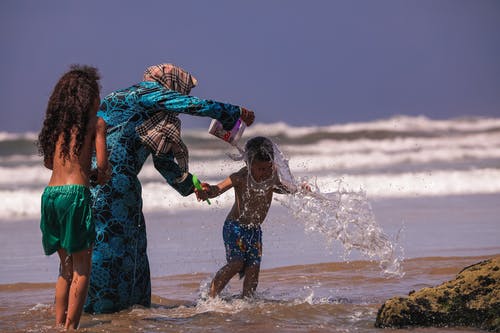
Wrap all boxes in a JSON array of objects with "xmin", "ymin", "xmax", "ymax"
[{"xmin": 37, "ymin": 65, "xmax": 101, "ymax": 164}]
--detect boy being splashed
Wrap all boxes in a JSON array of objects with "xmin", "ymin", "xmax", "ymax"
[{"xmin": 196, "ymin": 136, "xmax": 309, "ymax": 298}]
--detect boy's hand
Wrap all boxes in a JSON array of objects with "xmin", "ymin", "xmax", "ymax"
[
  {"xmin": 194, "ymin": 182, "xmax": 211, "ymax": 201},
  {"xmin": 300, "ymin": 182, "xmax": 312, "ymax": 192}
]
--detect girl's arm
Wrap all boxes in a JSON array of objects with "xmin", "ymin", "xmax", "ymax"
[{"xmin": 95, "ymin": 117, "xmax": 111, "ymax": 185}]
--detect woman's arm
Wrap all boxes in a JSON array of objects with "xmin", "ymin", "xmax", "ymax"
[
  {"xmin": 140, "ymin": 82, "xmax": 253, "ymax": 130},
  {"xmin": 152, "ymin": 153, "xmax": 196, "ymax": 196}
]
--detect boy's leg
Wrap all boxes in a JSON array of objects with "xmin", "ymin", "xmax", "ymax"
[
  {"xmin": 242, "ymin": 264, "xmax": 260, "ymax": 298},
  {"xmin": 242, "ymin": 224, "xmax": 262, "ymax": 298},
  {"xmin": 55, "ymin": 249, "xmax": 72, "ymax": 326},
  {"xmin": 209, "ymin": 259, "xmax": 245, "ymax": 298},
  {"xmin": 65, "ymin": 247, "xmax": 92, "ymax": 329}
]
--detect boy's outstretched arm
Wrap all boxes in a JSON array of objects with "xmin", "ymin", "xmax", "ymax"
[
  {"xmin": 195, "ymin": 176, "xmax": 234, "ymax": 202},
  {"xmin": 273, "ymin": 180, "xmax": 311, "ymax": 194}
]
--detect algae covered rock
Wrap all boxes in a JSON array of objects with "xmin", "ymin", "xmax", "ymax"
[{"xmin": 375, "ymin": 256, "xmax": 500, "ymax": 331}]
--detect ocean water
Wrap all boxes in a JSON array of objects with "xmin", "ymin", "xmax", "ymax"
[
  {"xmin": 0, "ymin": 115, "xmax": 499, "ymax": 332},
  {"xmin": 1, "ymin": 115, "xmax": 500, "ymax": 219}
]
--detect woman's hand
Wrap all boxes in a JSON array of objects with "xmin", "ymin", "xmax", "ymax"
[{"xmin": 240, "ymin": 107, "xmax": 255, "ymax": 126}]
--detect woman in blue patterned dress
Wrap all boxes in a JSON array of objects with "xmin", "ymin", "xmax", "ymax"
[{"xmin": 84, "ymin": 64, "xmax": 255, "ymax": 313}]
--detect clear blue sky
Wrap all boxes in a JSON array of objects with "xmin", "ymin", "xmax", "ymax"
[{"xmin": 1, "ymin": 0, "xmax": 499, "ymax": 132}]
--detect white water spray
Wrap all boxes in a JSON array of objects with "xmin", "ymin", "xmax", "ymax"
[{"xmin": 271, "ymin": 142, "xmax": 404, "ymax": 277}]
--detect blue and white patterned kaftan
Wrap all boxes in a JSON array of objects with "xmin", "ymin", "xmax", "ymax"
[{"xmin": 84, "ymin": 81, "xmax": 241, "ymax": 313}]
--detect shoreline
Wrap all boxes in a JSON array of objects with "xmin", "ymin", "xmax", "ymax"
[
  {"xmin": 1, "ymin": 254, "xmax": 498, "ymax": 289},
  {"xmin": 1, "ymin": 254, "xmax": 496, "ymax": 289},
  {"xmin": 0, "ymin": 193, "xmax": 499, "ymax": 284}
]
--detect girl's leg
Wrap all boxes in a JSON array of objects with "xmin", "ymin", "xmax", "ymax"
[
  {"xmin": 55, "ymin": 249, "xmax": 72, "ymax": 326},
  {"xmin": 209, "ymin": 259, "xmax": 245, "ymax": 298},
  {"xmin": 242, "ymin": 264, "xmax": 260, "ymax": 298},
  {"xmin": 65, "ymin": 247, "xmax": 92, "ymax": 329}
]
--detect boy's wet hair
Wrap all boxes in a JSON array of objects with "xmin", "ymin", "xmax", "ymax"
[{"xmin": 245, "ymin": 136, "xmax": 274, "ymax": 162}]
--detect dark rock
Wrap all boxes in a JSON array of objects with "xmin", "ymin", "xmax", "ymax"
[{"xmin": 375, "ymin": 256, "xmax": 500, "ymax": 331}]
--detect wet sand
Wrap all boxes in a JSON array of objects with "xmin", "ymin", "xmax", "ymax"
[{"xmin": 0, "ymin": 193, "xmax": 498, "ymax": 332}]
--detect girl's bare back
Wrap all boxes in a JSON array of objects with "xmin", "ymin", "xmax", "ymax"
[{"xmin": 48, "ymin": 113, "xmax": 109, "ymax": 187}]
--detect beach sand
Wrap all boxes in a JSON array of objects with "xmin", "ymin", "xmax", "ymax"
[{"xmin": 0, "ymin": 193, "xmax": 498, "ymax": 332}]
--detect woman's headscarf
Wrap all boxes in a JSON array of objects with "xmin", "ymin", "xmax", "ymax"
[
  {"xmin": 143, "ymin": 63, "xmax": 197, "ymax": 95},
  {"xmin": 136, "ymin": 63, "xmax": 198, "ymax": 183}
]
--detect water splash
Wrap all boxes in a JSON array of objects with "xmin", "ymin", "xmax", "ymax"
[
  {"xmin": 226, "ymin": 137, "xmax": 404, "ymax": 276},
  {"xmin": 272, "ymin": 143, "xmax": 404, "ymax": 277}
]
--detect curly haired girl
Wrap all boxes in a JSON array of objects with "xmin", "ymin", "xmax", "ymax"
[{"xmin": 37, "ymin": 65, "xmax": 110, "ymax": 329}]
